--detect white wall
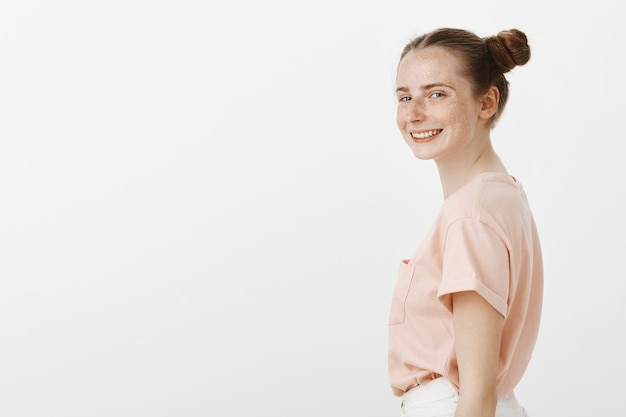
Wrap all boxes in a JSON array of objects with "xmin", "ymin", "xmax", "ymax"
[{"xmin": 1, "ymin": 1, "xmax": 623, "ymax": 416}]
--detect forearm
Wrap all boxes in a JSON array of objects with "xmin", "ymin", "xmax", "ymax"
[
  {"xmin": 452, "ymin": 291, "xmax": 503, "ymax": 417},
  {"xmin": 455, "ymin": 390, "xmax": 497, "ymax": 417}
]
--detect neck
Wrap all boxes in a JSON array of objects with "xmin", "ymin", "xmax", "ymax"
[{"xmin": 435, "ymin": 140, "xmax": 508, "ymax": 199}]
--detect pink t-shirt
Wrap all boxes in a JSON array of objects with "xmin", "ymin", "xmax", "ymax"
[{"xmin": 388, "ymin": 172, "xmax": 543, "ymax": 398}]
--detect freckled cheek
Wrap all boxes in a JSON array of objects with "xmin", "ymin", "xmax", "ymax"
[{"xmin": 395, "ymin": 110, "xmax": 404, "ymax": 130}]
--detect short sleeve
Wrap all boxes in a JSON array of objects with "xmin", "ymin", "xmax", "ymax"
[{"xmin": 437, "ymin": 218, "xmax": 510, "ymax": 317}]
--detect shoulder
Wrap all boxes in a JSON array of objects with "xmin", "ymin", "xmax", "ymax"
[
  {"xmin": 443, "ymin": 173, "xmax": 520, "ymax": 213},
  {"xmin": 440, "ymin": 173, "xmax": 529, "ymax": 232}
]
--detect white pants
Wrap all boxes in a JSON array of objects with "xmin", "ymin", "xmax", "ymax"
[{"xmin": 400, "ymin": 378, "xmax": 529, "ymax": 417}]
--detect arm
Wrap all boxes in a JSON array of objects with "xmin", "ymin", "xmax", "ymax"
[{"xmin": 452, "ymin": 290, "xmax": 504, "ymax": 417}]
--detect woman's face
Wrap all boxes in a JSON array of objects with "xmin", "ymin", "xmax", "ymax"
[{"xmin": 396, "ymin": 47, "xmax": 489, "ymax": 163}]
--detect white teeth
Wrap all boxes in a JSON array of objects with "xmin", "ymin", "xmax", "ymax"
[{"xmin": 411, "ymin": 130, "xmax": 441, "ymax": 139}]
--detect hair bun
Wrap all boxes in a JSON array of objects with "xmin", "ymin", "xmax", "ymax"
[{"xmin": 484, "ymin": 29, "xmax": 531, "ymax": 73}]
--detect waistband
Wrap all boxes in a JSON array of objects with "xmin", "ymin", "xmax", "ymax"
[
  {"xmin": 402, "ymin": 377, "xmax": 458, "ymax": 408},
  {"xmin": 401, "ymin": 377, "xmax": 524, "ymax": 414}
]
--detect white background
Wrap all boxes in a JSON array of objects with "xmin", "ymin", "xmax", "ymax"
[{"xmin": 1, "ymin": 1, "xmax": 624, "ymax": 416}]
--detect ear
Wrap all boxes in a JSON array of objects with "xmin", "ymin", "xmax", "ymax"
[{"xmin": 478, "ymin": 86, "xmax": 499, "ymax": 120}]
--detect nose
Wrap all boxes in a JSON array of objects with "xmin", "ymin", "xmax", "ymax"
[{"xmin": 403, "ymin": 99, "xmax": 425, "ymax": 122}]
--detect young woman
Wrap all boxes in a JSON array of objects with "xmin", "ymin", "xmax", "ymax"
[{"xmin": 388, "ymin": 28, "xmax": 543, "ymax": 417}]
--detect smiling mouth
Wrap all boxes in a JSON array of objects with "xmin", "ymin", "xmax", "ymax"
[{"xmin": 410, "ymin": 129, "xmax": 442, "ymax": 141}]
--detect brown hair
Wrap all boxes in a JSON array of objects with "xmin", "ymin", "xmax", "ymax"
[{"xmin": 400, "ymin": 28, "xmax": 531, "ymax": 125}]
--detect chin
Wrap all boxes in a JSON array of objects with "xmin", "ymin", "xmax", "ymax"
[{"xmin": 410, "ymin": 149, "xmax": 436, "ymax": 161}]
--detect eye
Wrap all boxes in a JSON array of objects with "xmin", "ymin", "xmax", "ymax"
[
  {"xmin": 398, "ymin": 96, "xmax": 411, "ymax": 103},
  {"xmin": 429, "ymin": 92, "xmax": 445, "ymax": 99}
]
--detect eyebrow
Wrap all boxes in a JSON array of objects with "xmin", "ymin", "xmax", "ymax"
[{"xmin": 395, "ymin": 83, "xmax": 455, "ymax": 94}]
